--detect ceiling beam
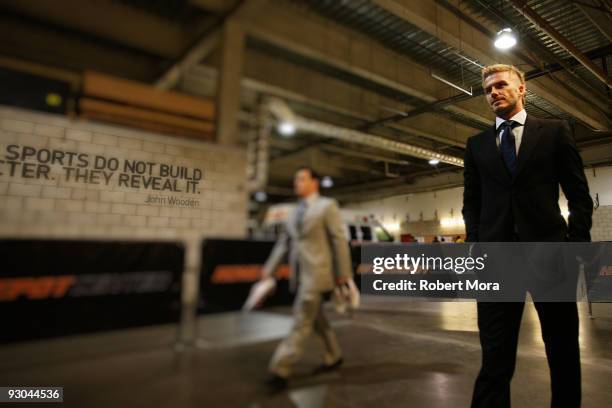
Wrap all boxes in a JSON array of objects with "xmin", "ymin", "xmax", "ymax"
[
  {"xmin": 0, "ymin": 0, "xmax": 189, "ymax": 59},
  {"xmin": 0, "ymin": 16, "xmax": 160, "ymax": 81},
  {"xmin": 156, "ymin": 29, "xmax": 221, "ymax": 90},
  {"xmin": 574, "ymin": 0, "xmax": 612, "ymax": 42},
  {"xmin": 508, "ymin": 0, "xmax": 611, "ymax": 89},
  {"xmin": 189, "ymin": 0, "xmax": 241, "ymax": 14},
  {"xmin": 0, "ymin": 55, "xmax": 81, "ymax": 90}
]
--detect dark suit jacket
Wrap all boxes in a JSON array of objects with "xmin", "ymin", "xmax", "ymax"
[{"xmin": 462, "ymin": 115, "xmax": 593, "ymax": 242}]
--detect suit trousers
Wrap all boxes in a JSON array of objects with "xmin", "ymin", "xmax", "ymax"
[
  {"xmin": 269, "ymin": 289, "xmax": 342, "ymax": 377},
  {"xmin": 471, "ymin": 301, "xmax": 581, "ymax": 408}
]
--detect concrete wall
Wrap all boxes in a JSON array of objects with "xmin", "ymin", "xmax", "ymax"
[
  {"xmin": 0, "ymin": 106, "xmax": 248, "ymax": 339},
  {"xmin": 347, "ymin": 165, "xmax": 612, "ymax": 241}
]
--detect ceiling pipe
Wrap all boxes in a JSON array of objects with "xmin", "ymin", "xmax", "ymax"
[{"xmin": 266, "ymin": 98, "xmax": 464, "ymax": 167}]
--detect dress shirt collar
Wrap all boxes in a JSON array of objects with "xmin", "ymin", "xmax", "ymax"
[
  {"xmin": 300, "ymin": 192, "xmax": 319, "ymax": 207},
  {"xmin": 495, "ymin": 109, "xmax": 527, "ymax": 130}
]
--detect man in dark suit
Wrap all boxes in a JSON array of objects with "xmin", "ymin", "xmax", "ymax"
[{"xmin": 462, "ymin": 64, "xmax": 593, "ymax": 407}]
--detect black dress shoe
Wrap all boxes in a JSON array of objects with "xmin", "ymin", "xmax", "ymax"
[
  {"xmin": 312, "ymin": 358, "xmax": 343, "ymax": 375},
  {"xmin": 264, "ymin": 374, "xmax": 288, "ymax": 393}
]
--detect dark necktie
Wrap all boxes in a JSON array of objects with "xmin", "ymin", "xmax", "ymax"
[
  {"xmin": 499, "ymin": 120, "xmax": 518, "ymax": 176},
  {"xmin": 295, "ymin": 200, "xmax": 306, "ymax": 233}
]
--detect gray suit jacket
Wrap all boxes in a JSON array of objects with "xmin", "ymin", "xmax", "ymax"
[{"xmin": 262, "ymin": 195, "xmax": 352, "ymax": 293}]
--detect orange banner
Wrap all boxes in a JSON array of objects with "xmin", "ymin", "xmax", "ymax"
[
  {"xmin": 0, "ymin": 276, "xmax": 76, "ymax": 301},
  {"xmin": 211, "ymin": 264, "xmax": 290, "ymax": 284}
]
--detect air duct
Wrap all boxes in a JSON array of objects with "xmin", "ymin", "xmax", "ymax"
[{"xmin": 267, "ymin": 98, "xmax": 464, "ymax": 167}]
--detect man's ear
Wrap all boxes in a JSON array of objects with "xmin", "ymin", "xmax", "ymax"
[{"xmin": 518, "ymin": 82, "xmax": 526, "ymax": 105}]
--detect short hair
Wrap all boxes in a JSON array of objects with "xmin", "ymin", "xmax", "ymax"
[
  {"xmin": 482, "ymin": 64, "xmax": 525, "ymax": 87},
  {"xmin": 296, "ymin": 166, "xmax": 320, "ymax": 181}
]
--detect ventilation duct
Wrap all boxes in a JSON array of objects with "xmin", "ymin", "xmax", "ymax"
[{"xmin": 268, "ymin": 98, "xmax": 464, "ymax": 167}]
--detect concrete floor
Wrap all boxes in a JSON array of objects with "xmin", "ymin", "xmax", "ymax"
[{"xmin": 1, "ymin": 299, "xmax": 611, "ymax": 407}]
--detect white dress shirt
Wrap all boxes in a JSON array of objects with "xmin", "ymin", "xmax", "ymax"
[
  {"xmin": 495, "ymin": 109, "xmax": 527, "ymax": 154},
  {"xmin": 295, "ymin": 192, "xmax": 319, "ymax": 232}
]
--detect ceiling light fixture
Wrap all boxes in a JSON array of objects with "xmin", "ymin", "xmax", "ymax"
[
  {"xmin": 321, "ymin": 176, "xmax": 334, "ymax": 188},
  {"xmin": 277, "ymin": 121, "xmax": 296, "ymax": 136},
  {"xmin": 494, "ymin": 28, "xmax": 517, "ymax": 50},
  {"xmin": 254, "ymin": 191, "xmax": 267, "ymax": 202}
]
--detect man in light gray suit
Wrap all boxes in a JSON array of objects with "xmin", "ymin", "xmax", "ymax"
[{"xmin": 262, "ymin": 167, "xmax": 352, "ymax": 392}]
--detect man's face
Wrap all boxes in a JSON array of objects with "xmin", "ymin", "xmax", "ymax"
[
  {"xmin": 293, "ymin": 169, "xmax": 318, "ymax": 198},
  {"xmin": 483, "ymin": 71, "xmax": 525, "ymax": 118}
]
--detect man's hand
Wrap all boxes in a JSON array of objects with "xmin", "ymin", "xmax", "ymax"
[
  {"xmin": 336, "ymin": 276, "xmax": 349, "ymax": 285},
  {"xmin": 243, "ymin": 276, "xmax": 276, "ymax": 311}
]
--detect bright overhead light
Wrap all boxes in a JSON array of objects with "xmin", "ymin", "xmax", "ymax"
[
  {"xmin": 321, "ymin": 176, "xmax": 333, "ymax": 188},
  {"xmin": 494, "ymin": 28, "xmax": 517, "ymax": 50},
  {"xmin": 382, "ymin": 222, "xmax": 400, "ymax": 233},
  {"xmin": 277, "ymin": 121, "xmax": 296, "ymax": 136},
  {"xmin": 428, "ymin": 158, "xmax": 440, "ymax": 166},
  {"xmin": 254, "ymin": 191, "xmax": 267, "ymax": 202},
  {"xmin": 440, "ymin": 217, "xmax": 465, "ymax": 228}
]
